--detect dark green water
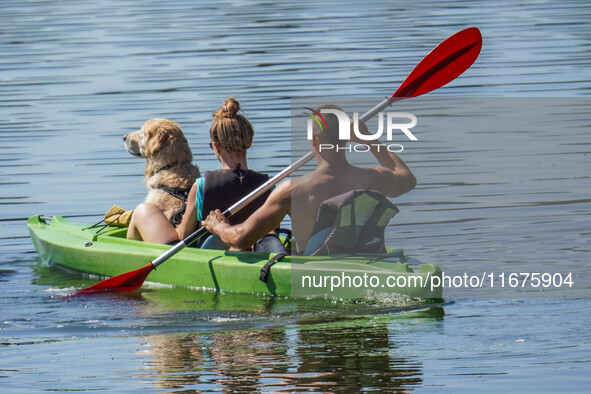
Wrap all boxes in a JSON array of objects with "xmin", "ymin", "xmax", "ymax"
[{"xmin": 1, "ymin": 0, "xmax": 590, "ymax": 392}]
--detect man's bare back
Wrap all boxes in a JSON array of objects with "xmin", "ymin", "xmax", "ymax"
[{"xmin": 290, "ymin": 161, "xmax": 404, "ymax": 252}]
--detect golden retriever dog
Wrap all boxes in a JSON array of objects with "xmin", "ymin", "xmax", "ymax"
[{"xmin": 123, "ymin": 119, "xmax": 200, "ymax": 227}]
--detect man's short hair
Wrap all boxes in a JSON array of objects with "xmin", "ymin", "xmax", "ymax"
[{"xmin": 312, "ymin": 104, "xmax": 347, "ymax": 148}]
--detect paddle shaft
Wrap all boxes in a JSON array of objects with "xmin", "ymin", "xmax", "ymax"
[{"xmin": 150, "ymin": 102, "xmax": 391, "ymax": 269}]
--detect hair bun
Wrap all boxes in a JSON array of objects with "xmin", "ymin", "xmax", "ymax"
[
  {"xmin": 210, "ymin": 97, "xmax": 254, "ymax": 153},
  {"xmin": 216, "ymin": 97, "xmax": 240, "ymax": 119}
]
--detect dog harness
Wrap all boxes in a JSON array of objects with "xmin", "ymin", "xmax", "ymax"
[
  {"xmin": 153, "ymin": 184, "xmax": 192, "ymax": 227},
  {"xmin": 151, "ymin": 161, "xmax": 194, "ymax": 227}
]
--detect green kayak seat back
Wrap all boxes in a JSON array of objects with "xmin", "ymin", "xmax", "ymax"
[{"xmin": 303, "ymin": 189, "xmax": 399, "ymax": 256}]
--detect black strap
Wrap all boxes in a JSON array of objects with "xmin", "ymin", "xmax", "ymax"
[
  {"xmin": 275, "ymin": 228, "xmax": 292, "ymax": 247},
  {"xmin": 153, "ymin": 184, "xmax": 191, "ymax": 226},
  {"xmin": 233, "ymin": 163, "xmax": 246, "ymax": 184},
  {"xmin": 155, "ymin": 184, "xmax": 191, "ymax": 201},
  {"xmin": 85, "ymin": 217, "xmax": 115, "ymax": 234},
  {"xmin": 259, "ymin": 252, "xmax": 287, "ymax": 283}
]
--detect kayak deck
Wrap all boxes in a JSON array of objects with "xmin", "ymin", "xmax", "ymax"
[{"xmin": 27, "ymin": 215, "xmax": 443, "ymax": 300}]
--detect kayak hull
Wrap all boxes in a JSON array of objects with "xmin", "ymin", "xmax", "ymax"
[{"xmin": 27, "ymin": 215, "xmax": 443, "ymax": 300}]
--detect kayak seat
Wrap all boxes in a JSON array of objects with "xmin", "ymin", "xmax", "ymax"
[
  {"xmin": 198, "ymin": 231, "xmax": 290, "ymax": 252},
  {"xmin": 303, "ymin": 189, "xmax": 399, "ymax": 256},
  {"xmin": 200, "ymin": 233, "xmax": 230, "ymax": 250}
]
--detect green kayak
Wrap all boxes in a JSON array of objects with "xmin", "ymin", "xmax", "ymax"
[{"xmin": 27, "ymin": 215, "xmax": 443, "ymax": 300}]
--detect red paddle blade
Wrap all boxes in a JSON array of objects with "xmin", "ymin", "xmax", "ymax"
[
  {"xmin": 72, "ymin": 262, "xmax": 154, "ymax": 296},
  {"xmin": 393, "ymin": 27, "xmax": 482, "ymax": 99}
]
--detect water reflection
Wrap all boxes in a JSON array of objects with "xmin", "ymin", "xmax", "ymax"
[
  {"xmin": 30, "ymin": 261, "xmax": 442, "ymax": 391},
  {"xmin": 143, "ymin": 309, "xmax": 442, "ymax": 392}
]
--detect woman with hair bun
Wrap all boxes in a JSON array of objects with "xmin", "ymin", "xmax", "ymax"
[{"xmin": 128, "ymin": 97, "xmax": 286, "ymax": 252}]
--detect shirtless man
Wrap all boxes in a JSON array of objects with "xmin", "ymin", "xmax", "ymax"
[{"xmin": 202, "ymin": 104, "xmax": 417, "ymax": 254}]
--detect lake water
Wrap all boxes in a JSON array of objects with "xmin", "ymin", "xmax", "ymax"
[{"xmin": 1, "ymin": 0, "xmax": 590, "ymax": 392}]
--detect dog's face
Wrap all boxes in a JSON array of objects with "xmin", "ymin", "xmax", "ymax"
[
  {"xmin": 123, "ymin": 125, "xmax": 144, "ymax": 157},
  {"xmin": 123, "ymin": 118, "xmax": 192, "ymax": 163}
]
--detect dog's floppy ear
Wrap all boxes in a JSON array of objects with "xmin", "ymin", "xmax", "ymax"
[
  {"xmin": 144, "ymin": 119, "xmax": 192, "ymax": 164},
  {"xmin": 163, "ymin": 129, "xmax": 192, "ymax": 164},
  {"xmin": 143, "ymin": 120, "xmax": 174, "ymax": 157},
  {"xmin": 156, "ymin": 125, "xmax": 192, "ymax": 164}
]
